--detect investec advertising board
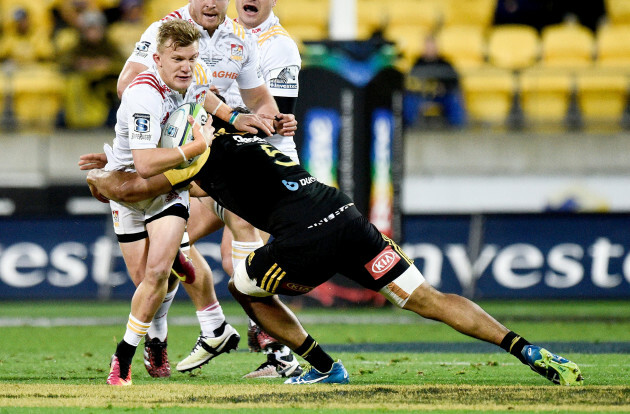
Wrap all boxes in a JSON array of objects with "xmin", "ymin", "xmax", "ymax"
[
  {"xmin": 1, "ymin": 214, "xmax": 629, "ymax": 299},
  {"xmin": 403, "ymin": 214, "xmax": 630, "ymax": 298}
]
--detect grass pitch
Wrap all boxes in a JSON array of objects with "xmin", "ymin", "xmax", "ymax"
[{"xmin": 0, "ymin": 300, "xmax": 628, "ymax": 413}]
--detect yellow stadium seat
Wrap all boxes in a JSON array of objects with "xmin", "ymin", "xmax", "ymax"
[
  {"xmin": 605, "ymin": 0, "xmax": 630, "ymax": 25},
  {"xmin": 461, "ymin": 66, "xmax": 515, "ymax": 123},
  {"xmin": 143, "ymin": 0, "xmax": 188, "ymax": 27},
  {"xmin": 436, "ymin": 25, "xmax": 486, "ymax": 70},
  {"xmin": 282, "ymin": 23, "xmax": 328, "ymax": 48},
  {"xmin": 488, "ymin": 24, "xmax": 540, "ymax": 70},
  {"xmin": 357, "ymin": 0, "xmax": 387, "ymax": 38},
  {"xmin": 12, "ymin": 65, "xmax": 65, "ymax": 129},
  {"xmin": 53, "ymin": 27, "xmax": 80, "ymax": 57},
  {"xmin": 519, "ymin": 68, "xmax": 574, "ymax": 123},
  {"xmin": 108, "ymin": 22, "xmax": 146, "ymax": 57},
  {"xmin": 541, "ymin": 23, "xmax": 595, "ymax": 69},
  {"xmin": 442, "ymin": 0, "xmax": 497, "ymax": 28},
  {"xmin": 384, "ymin": 25, "xmax": 429, "ymax": 70},
  {"xmin": 596, "ymin": 24, "xmax": 630, "ymax": 69},
  {"xmin": 575, "ymin": 69, "xmax": 628, "ymax": 122},
  {"xmin": 0, "ymin": 72, "xmax": 6, "ymax": 116},
  {"xmin": 387, "ymin": 0, "xmax": 440, "ymax": 33},
  {"xmin": 274, "ymin": 0, "xmax": 329, "ymax": 29}
]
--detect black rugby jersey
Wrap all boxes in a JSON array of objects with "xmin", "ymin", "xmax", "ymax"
[{"xmin": 170, "ymin": 122, "xmax": 360, "ymax": 241}]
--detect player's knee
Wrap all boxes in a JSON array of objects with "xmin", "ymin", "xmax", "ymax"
[{"xmin": 379, "ymin": 265, "xmax": 426, "ymax": 309}]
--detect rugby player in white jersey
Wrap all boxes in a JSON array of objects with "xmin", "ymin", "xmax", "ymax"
[
  {"xmin": 114, "ymin": 0, "xmax": 297, "ymax": 378},
  {"xmin": 103, "ymin": 19, "xmax": 272, "ymax": 385},
  {"xmin": 80, "ymin": 0, "xmax": 300, "ymax": 378},
  {"xmin": 220, "ymin": 0, "xmax": 304, "ymax": 379}
]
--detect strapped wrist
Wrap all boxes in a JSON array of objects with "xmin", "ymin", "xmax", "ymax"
[{"xmin": 228, "ymin": 111, "xmax": 240, "ymax": 125}]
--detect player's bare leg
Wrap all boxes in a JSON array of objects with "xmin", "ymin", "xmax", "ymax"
[
  {"xmin": 108, "ymin": 215, "xmax": 186, "ymax": 385},
  {"xmin": 403, "ymin": 282, "xmax": 509, "ymax": 345}
]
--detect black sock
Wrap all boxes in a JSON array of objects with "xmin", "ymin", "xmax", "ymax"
[
  {"xmin": 295, "ymin": 335, "xmax": 334, "ymax": 373},
  {"xmin": 115, "ymin": 340, "xmax": 137, "ymax": 377},
  {"xmin": 500, "ymin": 331, "xmax": 531, "ymax": 365}
]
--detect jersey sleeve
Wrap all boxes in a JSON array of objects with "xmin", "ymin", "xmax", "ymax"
[
  {"xmin": 260, "ymin": 35, "xmax": 301, "ymax": 98},
  {"xmin": 124, "ymin": 87, "xmax": 163, "ymax": 150},
  {"xmin": 236, "ymin": 34, "xmax": 265, "ymax": 90},
  {"xmin": 126, "ymin": 21, "xmax": 161, "ymax": 68},
  {"xmin": 163, "ymin": 148, "xmax": 211, "ymax": 185}
]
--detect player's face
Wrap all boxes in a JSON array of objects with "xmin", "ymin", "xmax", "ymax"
[
  {"xmin": 236, "ymin": 0, "xmax": 276, "ymax": 29},
  {"xmin": 189, "ymin": 0, "xmax": 229, "ymax": 33},
  {"xmin": 154, "ymin": 41, "xmax": 199, "ymax": 93}
]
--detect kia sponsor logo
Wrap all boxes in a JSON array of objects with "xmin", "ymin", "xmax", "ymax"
[
  {"xmin": 365, "ymin": 246, "xmax": 401, "ymax": 279},
  {"xmin": 285, "ymin": 282, "xmax": 314, "ymax": 293}
]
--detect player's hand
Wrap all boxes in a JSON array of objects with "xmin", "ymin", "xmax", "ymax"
[
  {"xmin": 273, "ymin": 113, "xmax": 297, "ymax": 136},
  {"xmin": 78, "ymin": 153, "xmax": 107, "ymax": 170},
  {"xmin": 86, "ymin": 169, "xmax": 110, "ymax": 204},
  {"xmin": 234, "ymin": 113, "xmax": 273, "ymax": 136},
  {"xmin": 188, "ymin": 114, "xmax": 215, "ymax": 148}
]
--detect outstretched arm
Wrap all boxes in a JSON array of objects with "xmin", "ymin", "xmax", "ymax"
[{"xmin": 86, "ymin": 169, "xmax": 173, "ymax": 203}]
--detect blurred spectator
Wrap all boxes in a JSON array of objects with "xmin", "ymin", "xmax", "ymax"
[
  {"xmin": 494, "ymin": 0, "xmax": 605, "ymax": 32},
  {"xmin": 403, "ymin": 35, "xmax": 466, "ymax": 128},
  {"xmin": 59, "ymin": 10, "xmax": 124, "ymax": 128},
  {"xmin": 53, "ymin": 0, "xmax": 98, "ymax": 31},
  {"xmin": 0, "ymin": 7, "xmax": 54, "ymax": 64}
]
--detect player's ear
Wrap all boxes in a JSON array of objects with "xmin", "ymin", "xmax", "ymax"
[{"xmin": 153, "ymin": 53, "xmax": 161, "ymax": 67}]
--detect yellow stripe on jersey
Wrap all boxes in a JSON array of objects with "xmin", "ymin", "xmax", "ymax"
[
  {"xmin": 230, "ymin": 19, "xmax": 246, "ymax": 40},
  {"xmin": 258, "ymin": 25, "xmax": 291, "ymax": 46},
  {"xmin": 194, "ymin": 63, "xmax": 207, "ymax": 85},
  {"xmin": 163, "ymin": 148, "xmax": 211, "ymax": 186},
  {"xmin": 381, "ymin": 234, "xmax": 414, "ymax": 265}
]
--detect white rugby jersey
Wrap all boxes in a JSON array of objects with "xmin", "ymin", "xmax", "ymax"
[
  {"xmin": 127, "ymin": 5, "xmax": 263, "ymax": 97},
  {"xmin": 105, "ymin": 63, "xmax": 211, "ymax": 173},
  {"xmin": 225, "ymin": 12, "xmax": 301, "ymax": 108}
]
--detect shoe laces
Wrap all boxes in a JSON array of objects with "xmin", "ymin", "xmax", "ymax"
[{"xmin": 146, "ymin": 340, "xmax": 167, "ymax": 367}]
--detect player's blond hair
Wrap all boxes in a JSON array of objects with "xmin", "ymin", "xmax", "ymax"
[{"xmin": 156, "ymin": 19, "xmax": 202, "ymax": 52}]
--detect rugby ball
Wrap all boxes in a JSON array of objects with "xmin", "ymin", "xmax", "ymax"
[{"xmin": 160, "ymin": 103, "xmax": 208, "ymax": 169}]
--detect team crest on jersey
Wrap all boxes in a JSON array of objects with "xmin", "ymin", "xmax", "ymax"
[
  {"xmin": 112, "ymin": 210, "xmax": 120, "ymax": 227},
  {"xmin": 230, "ymin": 44, "xmax": 244, "ymax": 61},
  {"xmin": 269, "ymin": 66, "xmax": 299, "ymax": 90},
  {"xmin": 133, "ymin": 113, "xmax": 151, "ymax": 133},
  {"xmin": 133, "ymin": 40, "xmax": 151, "ymax": 58},
  {"xmin": 365, "ymin": 246, "xmax": 400, "ymax": 280}
]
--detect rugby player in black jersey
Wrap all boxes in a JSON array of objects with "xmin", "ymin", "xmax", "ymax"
[{"xmin": 84, "ymin": 113, "xmax": 583, "ymax": 386}]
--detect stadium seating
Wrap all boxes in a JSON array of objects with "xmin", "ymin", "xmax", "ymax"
[
  {"xmin": 436, "ymin": 25, "xmax": 486, "ymax": 70},
  {"xmin": 518, "ymin": 68, "xmax": 574, "ymax": 123},
  {"xmin": 12, "ymin": 64, "xmax": 65, "ymax": 129},
  {"xmin": 107, "ymin": 21, "xmax": 146, "ymax": 56},
  {"xmin": 605, "ymin": 0, "xmax": 630, "ymax": 25},
  {"xmin": 384, "ymin": 24, "xmax": 429, "ymax": 71},
  {"xmin": 541, "ymin": 23, "xmax": 595, "ymax": 69},
  {"xmin": 386, "ymin": 0, "xmax": 441, "ymax": 33},
  {"xmin": 575, "ymin": 68, "xmax": 628, "ymax": 123},
  {"xmin": 442, "ymin": 0, "xmax": 497, "ymax": 28},
  {"xmin": 596, "ymin": 24, "xmax": 630, "ymax": 69},
  {"xmin": 143, "ymin": 0, "xmax": 187, "ymax": 27},
  {"xmin": 460, "ymin": 67, "xmax": 516, "ymax": 123},
  {"xmin": 1, "ymin": 0, "xmax": 54, "ymax": 36},
  {"xmin": 487, "ymin": 24, "xmax": 540, "ymax": 70}
]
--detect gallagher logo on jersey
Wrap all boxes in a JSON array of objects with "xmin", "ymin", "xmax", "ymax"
[
  {"xmin": 365, "ymin": 246, "xmax": 400, "ymax": 280},
  {"xmin": 230, "ymin": 44, "xmax": 244, "ymax": 61}
]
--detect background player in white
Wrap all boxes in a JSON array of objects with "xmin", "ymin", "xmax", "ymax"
[
  {"xmin": 218, "ymin": 0, "xmax": 304, "ymax": 379},
  {"xmin": 111, "ymin": 0, "xmax": 297, "ymax": 377},
  {"xmin": 105, "ymin": 19, "xmax": 216, "ymax": 386}
]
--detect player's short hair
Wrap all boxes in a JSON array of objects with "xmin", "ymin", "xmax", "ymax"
[{"xmin": 156, "ymin": 19, "xmax": 201, "ymax": 53}]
